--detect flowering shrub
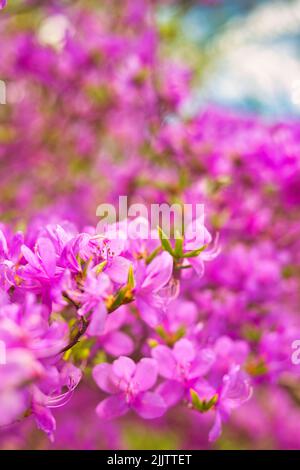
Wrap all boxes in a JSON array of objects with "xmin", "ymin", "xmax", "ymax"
[
  {"xmin": 0, "ymin": 216, "xmax": 230, "ymax": 441},
  {"xmin": 0, "ymin": 0, "xmax": 300, "ymax": 450}
]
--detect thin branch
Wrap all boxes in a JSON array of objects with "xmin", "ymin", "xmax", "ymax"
[{"xmin": 60, "ymin": 316, "xmax": 89, "ymax": 354}]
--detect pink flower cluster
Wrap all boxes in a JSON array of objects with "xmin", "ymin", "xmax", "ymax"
[
  {"xmin": 0, "ymin": 0, "xmax": 300, "ymax": 450},
  {"xmin": 0, "ymin": 215, "xmax": 250, "ymax": 442}
]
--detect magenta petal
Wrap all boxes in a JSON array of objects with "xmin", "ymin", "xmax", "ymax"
[
  {"xmin": 103, "ymin": 331, "xmax": 134, "ymax": 356},
  {"xmin": 92, "ymin": 363, "xmax": 118, "ymax": 394},
  {"xmin": 173, "ymin": 339, "xmax": 195, "ymax": 363},
  {"xmin": 104, "ymin": 308, "xmax": 127, "ymax": 332},
  {"xmin": 138, "ymin": 298, "xmax": 161, "ymax": 327},
  {"xmin": 133, "ymin": 391, "xmax": 166, "ymax": 419},
  {"xmin": 0, "ymin": 230, "xmax": 8, "ymax": 256},
  {"xmin": 112, "ymin": 356, "xmax": 136, "ymax": 381},
  {"xmin": 87, "ymin": 302, "xmax": 107, "ymax": 336},
  {"xmin": 37, "ymin": 238, "xmax": 57, "ymax": 278},
  {"xmin": 0, "ymin": 390, "xmax": 28, "ymax": 427},
  {"xmin": 190, "ymin": 256, "xmax": 205, "ymax": 277},
  {"xmin": 142, "ymin": 252, "xmax": 173, "ymax": 292},
  {"xmin": 60, "ymin": 363, "xmax": 82, "ymax": 390},
  {"xmin": 134, "ymin": 358, "xmax": 158, "ymax": 391},
  {"xmin": 208, "ymin": 412, "xmax": 222, "ymax": 443},
  {"xmin": 190, "ymin": 348, "xmax": 216, "ymax": 378},
  {"xmin": 194, "ymin": 379, "xmax": 216, "ymax": 401},
  {"xmin": 96, "ymin": 395, "xmax": 128, "ymax": 420},
  {"xmin": 11, "ymin": 232, "xmax": 24, "ymax": 262},
  {"xmin": 106, "ymin": 256, "xmax": 131, "ymax": 284},
  {"xmin": 33, "ymin": 403, "xmax": 56, "ymax": 442},
  {"xmin": 103, "ymin": 236, "xmax": 125, "ymax": 256},
  {"xmin": 156, "ymin": 380, "xmax": 184, "ymax": 407},
  {"xmin": 152, "ymin": 345, "xmax": 176, "ymax": 379},
  {"xmin": 21, "ymin": 245, "xmax": 40, "ymax": 270},
  {"xmin": 60, "ymin": 245, "xmax": 79, "ymax": 273},
  {"xmin": 221, "ymin": 365, "xmax": 252, "ymax": 410},
  {"xmin": 185, "ymin": 219, "xmax": 212, "ymax": 250}
]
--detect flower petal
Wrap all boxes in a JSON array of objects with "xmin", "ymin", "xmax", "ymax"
[
  {"xmin": 152, "ymin": 346, "xmax": 176, "ymax": 379},
  {"xmin": 189, "ymin": 257, "xmax": 205, "ymax": 277},
  {"xmin": 185, "ymin": 218, "xmax": 212, "ymax": 250},
  {"xmin": 142, "ymin": 252, "xmax": 173, "ymax": 292},
  {"xmin": 87, "ymin": 302, "xmax": 107, "ymax": 336},
  {"xmin": 156, "ymin": 380, "xmax": 184, "ymax": 407},
  {"xmin": 37, "ymin": 238, "xmax": 57, "ymax": 278},
  {"xmin": 190, "ymin": 349, "xmax": 216, "ymax": 378},
  {"xmin": 173, "ymin": 339, "xmax": 195, "ymax": 363},
  {"xmin": 32, "ymin": 402, "xmax": 56, "ymax": 442},
  {"xmin": 137, "ymin": 298, "xmax": 162, "ymax": 328},
  {"xmin": 221, "ymin": 365, "xmax": 252, "ymax": 410},
  {"xmin": 96, "ymin": 395, "xmax": 128, "ymax": 420},
  {"xmin": 103, "ymin": 331, "xmax": 134, "ymax": 357},
  {"xmin": 133, "ymin": 391, "xmax": 166, "ymax": 419},
  {"xmin": 112, "ymin": 356, "xmax": 136, "ymax": 382},
  {"xmin": 208, "ymin": 412, "xmax": 222, "ymax": 443},
  {"xmin": 134, "ymin": 358, "xmax": 158, "ymax": 391},
  {"xmin": 106, "ymin": 256, "xmax": 131, "ymax": 284},
  {"xmin": 21, "ymin": 245, "xmax": 40, "ymax": 270},
  {"xmin": 92, "ymin": 363, "xmax": 119, "ymax": 394}
]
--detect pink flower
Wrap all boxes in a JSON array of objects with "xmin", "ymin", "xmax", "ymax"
[
  {"xmin": 91, "ymin": 233, "xmax": 131, "ymax": 285},
  {"xmin": 208, "ymin": 365, "xmax": 252, "ymax": 442},
  {"xmin": 0, "ymin": 348, "xmax": 42, "ymax": 426},
  {"xmin": 20, "ymin": 238, "xmax": 63, "ymax": 308},
  {"xmin": 0, "ymin": 228, "xmax": 24, "ymax": 290},
  {"xmin": 181, "ymin": 218, "xmax": 220, "ymax": 277},
  {"xmin": 97, "ymin": 308, "xmax": 134, "ymax": 357},
  {"xmin": 32, "ymin": 363, "xmax": 82, "ymax": 442},
  {"xmin": 21, "ymin": 238, "xmax": 58, "ymax": 282},
  {"xmin": 152, "ymin": 339, "xmax": 215, "ymax": 406},
  {"xmin": 67, "ymin": 271, "xmax": 111, "ymax": 336},
  {"xmin": 93, "ymin": 356, "xmax": 166, "ymax": 420},
  {"xmin": 135, "ymin": 251, "xmax": 174, "ymax": 327},
  {"xmin": 0, "ymin": 0, "xmax": 6, "ymax": 10},
  {"xmin": 0, "ymin": 293, "xmax": 68, "ymax": 357}
]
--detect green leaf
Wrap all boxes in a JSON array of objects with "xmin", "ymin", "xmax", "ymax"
[
  {"xmin": 95, "ymin": 260, "xmax": 107, "ymax": 274},
  {"xmin": 127, "ymin": 264, "xmax": 135, "ymax": 289},
  {"xmin": 158, "ymin": 226, "xmax": 174, "ymax": 255},
  {"xmin": 82, "ymin": 258, "xmax": 92, "ymax": 277},
  {"xmin": 190, "ymin": 389, "xmax": 218, "ymax": 413},
  {"xmin": 182, "ymin": 245, "xmax": 207, "ymax": 258},
  {"xmin": 174, "ymin": 231, "xmax": 184, "ymax": 258},
  {"xmin": 190, "ymin": 389, "xmax": 203, "ymax": 411},
  {"xmin": 106, "ymin": 266, "xmax": 135, "ymax": 313},
  {"xmin": 174, "ymin": 326, "xmax": 186, "ymax": 342},
  {"xmin": 108, "ymin": 286, "xmax": 128, "ymax": 312},
  {"xmin": 146, "ymin": 246, "xmax": 161, "ymax": 264},
  {"xmin": 155, "ymin": 325, "xmax": 169, "ymax": 341},
  {"xmin": 203, "ymin": 394, "xmax": 218, "ymax": 411}
]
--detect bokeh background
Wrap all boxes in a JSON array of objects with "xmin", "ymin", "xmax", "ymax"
[{"xmin": 1, "ymin": 0, "xmax": 300, "ymax": 450}]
